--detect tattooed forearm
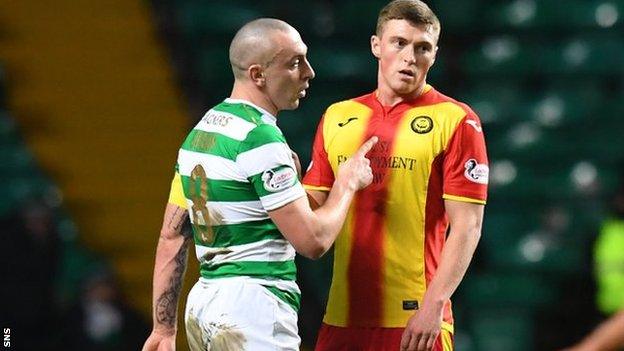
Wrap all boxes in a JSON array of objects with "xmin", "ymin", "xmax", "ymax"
[
  {"xmin": 166, "ymin": 207, "xmax": 188, "ymax": 231},
  {"xmin": 155, "ymin": 237, "xmax": 191, "ymax": 328}
]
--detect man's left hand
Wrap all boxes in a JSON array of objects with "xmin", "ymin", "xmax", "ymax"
[{"xmin": 400, "ymin": 301, "xmax": 444, "ymax": 351}]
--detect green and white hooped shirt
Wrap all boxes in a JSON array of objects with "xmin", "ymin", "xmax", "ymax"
[{"xmin": 168, "ymin": 98, "xmax": 305, "ymax": 311}]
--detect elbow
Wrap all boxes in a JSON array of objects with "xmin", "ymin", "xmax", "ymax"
[
  {"xmin": 160, "ymin": 227, "xmax": 179, "ymax": 241},
  {"xmin": 298, "ymin": 243, "xmax": 329, "ymax": 260},
  {"xmin": 451, "ymin": 217, "xmax": 482, "ymax": 244},
  {"xmin": 297, "ymin": 233, "xmax": 330, "ymax": 260},
  {"xmin": 466, "ymin": 220, "xmax": 483, "ymax": 244},
  {"xmin": 306, "ymin": 245, "xmax": 329, "ymax": 260}
]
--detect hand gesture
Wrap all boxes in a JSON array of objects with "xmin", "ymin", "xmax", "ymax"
[{"xmin": 337, "ymin": 136, "xmax": 377, "ymax": 191}]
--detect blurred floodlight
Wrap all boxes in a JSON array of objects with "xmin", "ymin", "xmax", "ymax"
[
  {"xmin": 519, "ymin": 235, "xmax": 546, "ymax": 263},
  {"xmin": 483, "ymin": 36, "xmax": 519, "ymax": 63},
  {"xmin": 509, "ymin": 122, "xmax": 541, "ymax": 148},
  {"xmin": 571, "ymin": 161, "xmax": 598, "ymax": 189},
  {"xmin": 534, "ymin": 95, "xmax": 564, "ymax": 127},
  {"xmin": 491, "ymin": 159, "xmax": 517, "ymax": 186},
  {"xmin": 563, "ymin": 40, "xmax": 590, "ymax": 67},
  {"xmin": 508, "ymin": 0, "xmax": 537, "ymax": 25},
  {"xmin": 595, "ymin": 3, "xmax": 619, "ymax": 28}
]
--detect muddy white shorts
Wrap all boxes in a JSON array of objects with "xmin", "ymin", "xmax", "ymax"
[{"xmin": 184, "ymin": 277, "xmax": 301, "ymax": 351}]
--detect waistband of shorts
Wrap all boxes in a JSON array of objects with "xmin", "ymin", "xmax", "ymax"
[{"xmin": 198, "ymin": 276, "xmax": 300, "ymax": 294}]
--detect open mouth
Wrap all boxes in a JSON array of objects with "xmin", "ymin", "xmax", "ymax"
[
  {"xmin": 297, "ymin": 85, "xmax": 309, "ymax": 98},
  {"xmin": 399, "ymin": 69, "xmax": 415, "ymax": 78}
]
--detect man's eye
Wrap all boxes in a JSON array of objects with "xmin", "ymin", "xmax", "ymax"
[{"xmin": 292, "ymin": 60, "xmax": 300, "ymax": 67}]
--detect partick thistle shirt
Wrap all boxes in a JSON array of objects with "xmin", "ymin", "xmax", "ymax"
[
  {"xmin": 168, "ymin": 98, "xmax": 305, "ymax": 311},
  {"xmin": 303, "ymin": 85, "xmax": 489, "ymax": 328}
]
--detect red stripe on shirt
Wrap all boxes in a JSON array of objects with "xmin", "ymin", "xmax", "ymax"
[{"xmin": 347, "ymin": 96, "xmax": 407, "ymax": 326}]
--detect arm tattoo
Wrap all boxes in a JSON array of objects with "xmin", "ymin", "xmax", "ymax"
[
  {"xmin": 155, "ymin": 237, "xmax": 191, "ymax": 328},
  {"xmin": 167, "ymin": 207, "xmax": 188, "ymax": 231},
  {"xmin": 166, "ymin": 207, "xmax": 193, "ymax": 238}
]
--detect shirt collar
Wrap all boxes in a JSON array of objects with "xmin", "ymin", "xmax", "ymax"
[{"xmin": 224, "ymin": 98, "xmax": 277, "ymax": 125}]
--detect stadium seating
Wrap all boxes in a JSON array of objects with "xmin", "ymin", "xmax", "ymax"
[
  {"xmin": 484, "ymin": 0, "xmax": 623, "ymax": 30},
  {"xmin": 148, "ymin": 0, "xmax": 624, "ymax": 349},
  {"xmin": 0, "ymin": 60, "xmax": 104, "ymax": 314}
]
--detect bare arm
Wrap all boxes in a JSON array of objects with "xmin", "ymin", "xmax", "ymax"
[
  {"xmin": 269, "ymin": 136, "xmax": 377, "ymax": 259},
  {"xmin": 401, "ymin": 200, "xmax": 484, "ymax": 351},
  {"xmin": 561, "ymin": 310, "xmax": 624, "ymax": 351},
  {"xmin": 306, "ymin": 189, "xmax": 328, "ymax": 210},
  {"xmin": 143, "ymin": 203, "xmax": 192, "ymax": 351},
  {"xmin": 422, "ymin": 200, "xmax": 483, "ymax": 310}
]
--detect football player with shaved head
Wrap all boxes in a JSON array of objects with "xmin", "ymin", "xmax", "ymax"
[
  {"xmin": 303, "ymin": 1, "xmax": 489, "ymax": 350},
  {"xmin": 143, "ymin": 18, "xmax": 377, "ymax": 351}
]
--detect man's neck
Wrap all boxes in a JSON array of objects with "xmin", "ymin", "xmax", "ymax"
[
  {"xmin": 230, "ymin": 82, "xmax": 278, "ymax": 116},
  {"xmin": 375, "ymin": 81, "xmax": 427, "ymax": 107}
]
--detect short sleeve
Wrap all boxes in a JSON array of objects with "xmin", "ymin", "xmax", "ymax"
[
  {"xmin": 302, "ymin": 115, "xmax": 334, "ymax": 191},
  {"xmin": 442, "ymin": 111, "xmax": 489, "ymax": 204},
  {"xmin": 237, "ymin": 124, "xmax": 305, "ymax": 211},
  {"xmin": 168, "ymin": 169, "xmax": 188, "ymax": 209}
]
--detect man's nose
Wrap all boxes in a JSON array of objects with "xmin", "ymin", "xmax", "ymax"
[
  {"xmin": 303, "ymin": 59, "xmax": 315, "ymax": 80},
  {"xmin": 404, "ymin": 49, "xmax": 416, "ymax": 64}
]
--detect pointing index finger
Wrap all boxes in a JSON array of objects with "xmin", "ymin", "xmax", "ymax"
[{"xmin": 354, "ymin": 136, "xmax": 378, "ymax": 158}]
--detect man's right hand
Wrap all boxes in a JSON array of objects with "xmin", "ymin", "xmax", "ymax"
[
  {"xmin": 337, "ymin": 136, "xmax": 378, "ymax": 191},
  {"xmin": 142, "ymin": 330, "xmax": 176, "ymax": 351}
]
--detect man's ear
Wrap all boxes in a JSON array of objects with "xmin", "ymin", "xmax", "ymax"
[
  {"xmin": 249, "ymin": 64, "xmax": 265, "ymax": 87},
  {"xmin": 371, "ymin": 35, "xmax": 381, "ymax": 59}
]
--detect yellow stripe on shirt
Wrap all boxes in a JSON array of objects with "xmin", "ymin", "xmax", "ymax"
[
  {"xmin": 442, "ymin": 193, "xmax": 486, "ymax": 205},
  {"xmin": 303, "ymin": 184, "xmax": 331, "ymax": 192},
  {"xmin": 168, "ymin": 172, "xmax": 188, "ymax": 209}
]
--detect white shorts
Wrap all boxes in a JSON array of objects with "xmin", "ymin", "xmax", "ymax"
[{"xmin": 184, "ymin": 277, "xmax": 301, "ymax": 351}]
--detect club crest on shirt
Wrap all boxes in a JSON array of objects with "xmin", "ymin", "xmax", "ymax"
[
  {"xmin": 464, "ymin": 159, "xmax": 489, "ymax": 184},
  {"xmin": 262, "ymin": 166, "xmax": 297, "ymax": 192},
  {"xmin": 411, "ymin": 116, "xmax": 433, "ymax": 134}
]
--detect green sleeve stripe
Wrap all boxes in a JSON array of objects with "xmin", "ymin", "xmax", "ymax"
[
  {"xmin": 181, "ymin": 129, "xmax": 241, "ymax": 160},
  {"xmin": 180, "ymin": 175, "xmax": 257, "ymax": 202},
  {"xmin": 200, "ymin": 260, "xmax": 296, "ymax": 281},
  {"xmin": 192, "ymin": 219, "xmax": 283, "ymax": 248},
  {"xmin": 213, "ymin": 102, "xmax": 263, "ymax": 124},
  {"xmin": 262, "ymin": 285, "xmax": 301, "ymax": 312},
  {"xmin": 238, "ymin": 124, "xmax": 287, "ymax": 154},
  {"xmin": 247, "ymin": 173, "xmax": 301, "ymax": 198}
]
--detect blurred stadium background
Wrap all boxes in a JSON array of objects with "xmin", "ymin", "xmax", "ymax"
[{"xmin": 1, "ymin": 0, "xmax": 623, "ymax": 350}]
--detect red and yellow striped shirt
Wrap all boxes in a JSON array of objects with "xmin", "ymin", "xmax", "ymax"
[{"xmin": 303, "ymin": 85, "xmax": 488, "ymax": 328}]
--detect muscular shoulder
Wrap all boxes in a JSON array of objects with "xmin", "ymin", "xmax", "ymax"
[
  {"xmin": 427, "ymin": 88, "xmax": 480, "ymax": 123},
  {"xmin": 414, "ymin": 87, "xmax": 484, "ymax": 148}
]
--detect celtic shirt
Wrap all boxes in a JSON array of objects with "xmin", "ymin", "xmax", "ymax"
[{"xmin": 167, "ymin": 98, "xmax": 305, "ymax": 311}]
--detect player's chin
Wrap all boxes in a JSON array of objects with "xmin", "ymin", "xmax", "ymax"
[
  {"xmin": 283, "ymin": 99, "xmax": 300, "ymax": 111},
  {"xmin": 293, "ymin": 93, "xmax": 305, "ymax": 105},
  {"xmin": 393, "ymin": 82, "xmax": 419, "ymax": 95}
]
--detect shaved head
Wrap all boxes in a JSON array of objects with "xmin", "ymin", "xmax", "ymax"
[{"xmin": 229, "ymin": 18, "xmax": 298, "ymax": 79}]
